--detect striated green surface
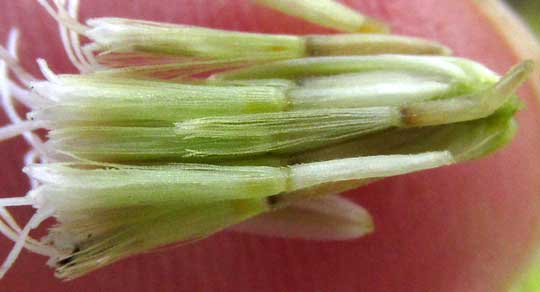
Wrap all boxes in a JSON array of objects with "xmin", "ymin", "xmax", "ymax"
[{"xmin": 40, "ymin": 58, "xmax": 530, "ymax": 165}]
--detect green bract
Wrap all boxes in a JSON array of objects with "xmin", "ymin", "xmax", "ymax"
[
  {"xmin": 254, "ymin": 0, "xmax": 389, "ymax": 33},
  {"xmin": 37, "ymin": 0, "xmax": 449, "ymax": 73},
  {"xmin": 30, "ymin": 56, "xmax": 531, "ymax": 164},
  {"xmin": 1, "ymin": 152, "xmax": 452, "ymax": 278}
]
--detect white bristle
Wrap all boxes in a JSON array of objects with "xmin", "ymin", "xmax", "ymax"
[
  {"xmin": 0, "ymin": 197, "xmax": 33, "ymax": 208},
  {"xmin": 0, "ymin": 207, "xmax": 54, "ymax": 278},
  {"xmin": 0, "ymin": 207, "xmax": 21, "ymax": 235},
  {"xmin": 0, "ymin": 47, "xmax": 35, "ymax": 88},
  {"xmin": 24, "ymin": 150, "xmax": 41, "ymax": 188},
  {"xmin": 0, "ymin": 208, "xmax": 54, "ymax": 256},
  {"xmin": 67, "ymin": 0, "xmax": 92, "ymax": 71},
  {"xmin": 36, "ymin": 59, "xmax": 60, "ymax": 83},
  {"xmin": 0, "ymin": 121, "xmax": 44, "ymax": 142},
  {"xmin": 2, "ymin": 29, "xmax": 47, "ymax": 154},
  {"xmin": 55, "ymin": 0, "xmax": 86, "ymax": 71}
]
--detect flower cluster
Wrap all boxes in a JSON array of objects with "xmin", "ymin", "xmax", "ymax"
[{"xmin": 0, "ymin": 0, "xmax": 531, "ymax": 279}]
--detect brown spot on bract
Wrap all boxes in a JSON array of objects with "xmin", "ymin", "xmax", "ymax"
[
  {"xmin": 269, "ymin": 46, "xmax": 287, "ymax": 52},
  {"xmin": 266, "ymin": 194, "xmax": 281, "ymax": 206},
  {"xmin": 400, "ymin": 106, "xmax": 420, "ymax": 126}
]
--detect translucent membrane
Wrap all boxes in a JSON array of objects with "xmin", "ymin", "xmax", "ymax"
[{"xmin": 233, "ymin": 195, "xmax": 375, "ymax": 240}]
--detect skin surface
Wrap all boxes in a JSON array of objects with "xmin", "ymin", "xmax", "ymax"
[{"xmin": 1, "ymin": 0, "xmax": 539, "ymax": 291}]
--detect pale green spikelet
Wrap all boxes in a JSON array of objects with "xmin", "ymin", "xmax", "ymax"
[
  {"xmin": 254, "ymin": 0, "xmax": 389, "ymax": 33},
  {"xmin": 38, "ymin": 0, "xmax": 450, "ymax": 74},
  {"xmin": 35, "ymin": 59, "xmax": 531, "ymax": 163},
  {"xmin": 0, "ymin": 151, "xmax": 451, "ymax": 278}
]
